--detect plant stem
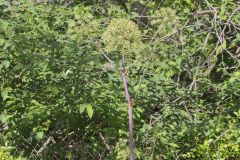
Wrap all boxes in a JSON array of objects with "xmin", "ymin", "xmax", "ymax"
[{"xmin": 121, "ymin": 53, "xmax": 134, "ymax": 160}]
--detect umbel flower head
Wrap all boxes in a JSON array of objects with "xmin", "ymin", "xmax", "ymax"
[
  {"xmin": 102, "ymin": 18, "xmax": 142, "ymax": 54},
  {"xmin": 150, "ymin": 8, "xmax": 179, "ymax": 36}
]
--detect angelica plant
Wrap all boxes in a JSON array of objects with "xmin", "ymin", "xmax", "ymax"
[{"xmin": 102, "ymin": 18, "xmax": 142, "ymax": 160}]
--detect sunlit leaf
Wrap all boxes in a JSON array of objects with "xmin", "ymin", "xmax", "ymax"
[
  {"xmin": 1, "ymin": 87, "xmax": 11, "ymax": 101},
  {"xmin": 86, "ymin": 104, "xmax": 93, "ymax": 118},
  {"xmin": 36, "ymin": 131, "xmax": 44, "ymax": 140},
  {"xmin": 79, "ymin": 104, "xmax": 86, "ymax": 113}
]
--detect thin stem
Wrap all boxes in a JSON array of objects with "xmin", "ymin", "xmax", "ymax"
[{"xmin": 121, "ymin": 53, "xmax": 134, "ymax": 160}]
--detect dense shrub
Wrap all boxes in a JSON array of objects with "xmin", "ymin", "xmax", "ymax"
[
  {"xmin": 0, "ymin": 0, "xmax": 240, "ymax": 159},
  {"xmin": 0, "ymin": 147, "xmax": 25, "ymax": 160}
]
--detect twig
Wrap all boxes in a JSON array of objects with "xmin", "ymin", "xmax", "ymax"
[
  {"xmin": 99, "ymin": 133, "xmax": 111, "ymax": 152},
  {"xmin": 100, "ymin": 50, "xmax": 114, "ymax": 64},
  {"xmin": 195, "ymin": 7, "xmax": 219, "ymax": 15},
  {"xmin": 37, "ymin": 136, "xmax": 53, "ymax": 155}
]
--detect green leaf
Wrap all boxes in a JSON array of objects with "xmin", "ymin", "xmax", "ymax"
[
  {"xmin": 1, "ymin": 87, "xmax": 11, "ymax": 101},
  {"xmin": 45, "ymin": 85, "xmax": 59, "ymax": 94},
  {"xmin": 216, "ymin": 40, "xmax": 226, "ymax": 55},
  {"xmin": 168, "ymin": 143, "xmax": 179, "ymax": 148},
  {"xmin": 36, "ymin": 131, "xmax": 44, "ymax": 140},
  {"xmin": 2, "ymin": 60, "xmax": 10, "ymax": 69},
  {"xmin": 31, "ymin": 100, "xmax": 44, "ymax": 107},
  {"xmin": 185, "ymin": 0, "xmax": 191, "ymax": 5},
  {"xmin": 0, "ymin": 64, "xmax": 3, "ymax": 71},
  {"xmin": 160, "ymin": 137, "xmax": 168, "ymax": 143},
  {"xmin": 0, "ymin": 38, "xmax": 4, "ymax": 46},
  {"xmin": 86, "ymin": 104, "xmax": 93, "ymax": 118},
  {"xmin": 229, "ymin": 71, "xmax": 240, "ymax": 83},
  {"xmin": 216, "ymin": 46, "xmax": 222, "ymax": 55},
  {"xmin": 220, "ymin": 5, "xmax": 227, "ymax": 20},
  {"xmin": 79, "ymin": 104, "xmax": 86, "ymax": 113},
  {"xmin": 0, "ymin": 113, "xmax": 7, "ymax": 123}
]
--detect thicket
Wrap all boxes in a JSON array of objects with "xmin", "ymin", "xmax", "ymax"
[{"xmin": 0, "ymin": 0, "xmax": 240, "ymax": 159}]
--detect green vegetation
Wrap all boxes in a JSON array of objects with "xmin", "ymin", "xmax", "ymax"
[
  {"xmin": 0, "ymin": 0, "xmax": 240, "ymax": 159},
  {"xmin": 0, "ymin": 147, "xmax": 25, "ymax": 160}
]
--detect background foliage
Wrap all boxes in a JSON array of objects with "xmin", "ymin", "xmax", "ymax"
[{"xmin": 0, "ymin": 0, "xmax": 240, "ymax": 159}]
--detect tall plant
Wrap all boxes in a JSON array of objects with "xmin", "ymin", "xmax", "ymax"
[{"xmin": 102, "ymin": 18, "xmax": 142, "ymax": 160}]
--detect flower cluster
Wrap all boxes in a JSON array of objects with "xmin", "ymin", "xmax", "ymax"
[
  {"xmin": 150, "ymin": 8, "xmax": 179, "ymax": 36},
  {"xmin": 102, "ymin": 18, "xmax": 142, "ymax": 54}
]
